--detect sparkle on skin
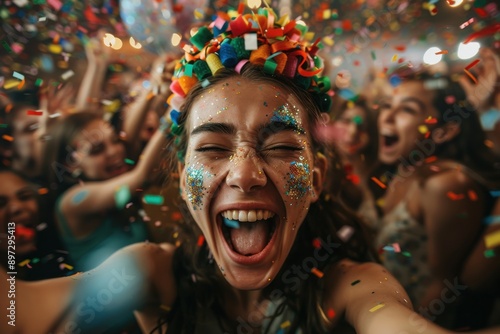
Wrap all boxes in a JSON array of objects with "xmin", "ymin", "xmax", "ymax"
[
  {"xmin": 270, "ymin": 104, "xmax": 304, "ymax": 134},
  {"xmin": 186, "ymin": 164, "xmax": 212, "ymax": 210},
  {"xmin": 285, "ymin": 159, "xmax": 312, "ymax": 200}
]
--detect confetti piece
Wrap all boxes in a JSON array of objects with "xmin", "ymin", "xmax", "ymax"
[
  {"xmin": 392, "ymin": 243, "xmax": 401, "ymax": 253},
  {"xmin": 115, "ymin": 185, "xmax": 131, "ymax": 209},
  {"xmin": 223, "ymin": 217, "xmax": 240, "ymax": 229},
  {"xmin": 337, "ymin": 225, "xmax": 354, "ymax": 242},
  {"xmin": 424, "ymin": 117, "xmax": 438, "ymax": 124},
  {"xmin": 371, "ymin": 177, "xmax": 387, "ymax": 189},
  {"xmin": 351, "ymin": 279, "xmax": 361, "ymax": 286},
  {"xmin": 38, "ymin": 188, "xmax": 49, "ymax": 195},
  {"xmin": 369, "ymin": 303, "xmax": 386, "ymax": 312},
  {"xmin": 312, "ymin": 238, "xmax": 322, "ymax": 249},
  {"xmin": 447, "ymin": 192, "xmax": 465, "ymax": 200},
  {"xmin": 484, "ymin": 249, "xmax": 495, "ymax": 258},
  {"xmin": 465, "ymin": 59, "xmax": 480, "ymax": 70},
  {"xmin": 435, "ymin": 50, "xmax": 448, "ymax": 55},
  {"xmin": 468, "ymin": 190, "xmax": 478, "ymax": 201},
  {"xmin": 391, "ymin": 54, "xmax": 398, "ymax": 62},
  {"xmin": 311, "ymin": 267, "xmax": 324, "ymax": 278},
  {"xmin": 490, "ymin": 191, "xmax": 500, "ymax": 197},
  {"xmin": 61, "ymin": 70, "xmax": 75, "ymax": 80},
  {"xmin": 483, "ymin": 215, "xmax": 500, "ymax": 225},
  {"xmin": 2, "ymin": 134, "xmax": 13, "ymax": 142},
  {"xmin": 484, "ymin": 230, "xmax": 500, "ymax": 249},
  {"xmin": 327, "ymin": 308, "xmax": 336, "ymax": 319},
  {"xmin": 418, "ymin": 125, "xmax": 429, "ymax": 134},
  {"xmin": 12, "ymin": 71, "xmax": 25, "ymax": 81},
  {"xmin": 197, "ymin": 235, "xmax": 205, "ymax": 247},
  {"xmin": 72, "ymin": 190, "xmax": 88, "ymax": 205},
  {"xmin": 460, "ymin": 18, "xmax": 475, "ymax": 29},
  {"xmin": 18, "ymin": 259, "xmax": 30, "ymax": 267},
  {"xmin": 143, "ymin": 194, "xmax": 164, "ymax": 205},
  {"xmin": 425, "ymin": 156, "xmax": 437, "ymax": 163},
  {"xmin": 27, "ymin": 109, "xmax": 43, "ymax": 116},
  {"xmin": 124, "ymin": 158, "xmax": 135, "ymax": 165},
  {"xmin": 464, "ymin": 69, "xmax": 478, "ymax": 84},
  {"xmin": 280, "ymin": 320, "xmax": 291, "ymax": 328}
]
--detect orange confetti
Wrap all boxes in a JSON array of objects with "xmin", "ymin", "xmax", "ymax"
[
  {"xmin": 465, "ymin": 59, "xmax": 480, "ymax": 70},
  {"xmin": 424, "ymin": 117, "xmax": 438, "ymax": 124},
  {"xmin": 371, "ymin": 177, "xmax": 387, "ymax": 189},
  {"xmin": 311, "ymin": 267, "xmax": 324, "ymax": 278},
  {"xmin": 447, "ymin": 191, "xmax": 465, "ymax": 200},
  {"xmin": 2, "ymin": 134, "xmax": 13, "ymax": 142},
  {"xmin": 464, "ymin": 69, "xmax": 478, "ymax": 84},
  {"xmin": 38, "ymin": 188, "xmax": 49, "ymax": 195},
  {"xmin": 312, "ymin": 238, "xmax": 322, "ymax": 249},
  {"xmin": 197, "ymin": 235, "xmax": 205, "ymax": 247},
  {"xmin": 435, "ymin": 50, "xmax": 448, "ymax": 55},
  {"xmin": 468, "ymin": 190, "xmax": 478, "ymax": 201},
  {"xmin": 425, "ymin": 156, "xmax": 437, "ymax": 163}
]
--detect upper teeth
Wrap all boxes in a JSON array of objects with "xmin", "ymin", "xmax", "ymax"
[
  {"xmin": 380, "ymin": 129, "xmax": 396, "ymax": 136},
  {"xmin": 221, "ymin": 210, "xmax": 275, "ymax": 222}
]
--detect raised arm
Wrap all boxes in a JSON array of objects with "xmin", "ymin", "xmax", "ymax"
[
  {"xmin": 0, "ymin": 242, "xmax": 176, "ymax": 334},
  {"xmin": 75, "ymin": 31, "xmax": 112, "ymax": 113},
  {"xmin": 59, "ymin": 125, "xmax": 168, "ymax": 230}
]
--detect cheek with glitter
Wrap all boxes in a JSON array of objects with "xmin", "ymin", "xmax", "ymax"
[
  {"xmin": 285, "ymin": 160, "xmax": 312, "ymax": 200},
  {"xmin": 185, "ymin": 164, "xmax": 212, "ymax": 210}
]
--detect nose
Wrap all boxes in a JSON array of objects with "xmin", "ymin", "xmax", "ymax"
[
  {"xmin": 105, "ymin": 141, "xmax": 122, "ymax": 158},
  {"xmin": 379, "ymin": 106, "xmax": 395, "ymax": 126},
  {"xmin": 7, "ymin": 198, "xmax": 24, "ymax": 220},
  {"xmin": 226, "ymin": 148, "xmax": 267, "ymax": 193}
]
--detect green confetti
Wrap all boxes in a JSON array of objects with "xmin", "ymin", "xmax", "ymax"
[
  {"xmin": 124, "ymin": 158, "xmax": 135, "ymax": 165},
  {"xmin": 484, "ymin": 249, "xmax": 495, "ymax": 258},
  {"xmin": 35, "ymin": 78, "xmax": 44, "ymax": 87},
  {"xmin": 143, "ymin": 194, "xmax": 164, "ymax": 205},
  {"xmin": 114, "ymin": 185, "xmax": 131, "ymax": 209}
]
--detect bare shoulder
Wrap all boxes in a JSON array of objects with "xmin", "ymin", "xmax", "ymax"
[{"xmin": 323, "ymin": 259, "xmax": 412, "ymax": 326}]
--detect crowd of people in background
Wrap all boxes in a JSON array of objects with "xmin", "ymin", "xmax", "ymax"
[{"xmin": 1, "ymin": 11, "xmax": 500, "ymax": 333}]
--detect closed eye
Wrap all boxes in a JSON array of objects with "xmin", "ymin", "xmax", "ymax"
[{"xmin": 195, "ymin": 146, "xmax": 229, "ymax": 152}]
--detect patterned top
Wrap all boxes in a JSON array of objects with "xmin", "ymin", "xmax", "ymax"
[{"xmin": 375, "ymin": 201, "xmax": 431, "ymax": 307}]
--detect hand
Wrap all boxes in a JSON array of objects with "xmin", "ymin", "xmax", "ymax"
[
  {"xmin": 459, "ymin": 47, "xmax": 500, "ymax": 112},
  {"xmin": 149, "ymin": 54, "xmax": 178, "ymax": 95},
  {"xmin": 84, "ymin": 30, "xmax": 114, "ymax": 66}
]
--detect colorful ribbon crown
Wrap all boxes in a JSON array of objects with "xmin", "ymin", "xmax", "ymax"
[{"xmin": 167, "ymin": 2, "xmax": 333, "ymax": 123}]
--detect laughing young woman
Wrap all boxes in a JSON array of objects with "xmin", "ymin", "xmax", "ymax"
[
  {"xmin": 375, "ymin": 69, "xmax": 500, "ymax": 329},
  {"xmin": 2, "ymin": 5, "xmax": 500, "ymax": 334}
]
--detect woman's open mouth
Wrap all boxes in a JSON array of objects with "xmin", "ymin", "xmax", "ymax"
[
  {"xmin": 380, "ymin": 129, "xmax": 399, "ymax": 149},
  {"xmin": 219, "ymin": 209, "xmax": 277, "ymax": 261}
]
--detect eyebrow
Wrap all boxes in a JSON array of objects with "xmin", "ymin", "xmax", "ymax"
[
  {"xmin": 191, "ymin": 122, "xmax": 236, "ymax": 136},
  {"xmin": 258, "ymin": 120, "xmax": 305, "ymax": 137},
  {"xmin": 190, "ymin": 120, "xmax": 305, "ymax": 138},
  {"xmin": 401, "ymin": 97, "xmax": 426, "ymax": 112}
]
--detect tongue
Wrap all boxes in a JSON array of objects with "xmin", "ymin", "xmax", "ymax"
[{"xmin": 229, "ymin": 220, "xmax": 270, "ymax": 256}]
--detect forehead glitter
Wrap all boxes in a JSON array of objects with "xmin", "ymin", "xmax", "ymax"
[
  {"xmin": 285, "ymin": 160, "xmax": 312, "ymax": 200},
  {"xmin": 185, "ymin": 164, "xmax": 212, "ymax": 210},
  {"xmin": 270, "ymin": 104, "xmax": 304, "ymax": 134}
]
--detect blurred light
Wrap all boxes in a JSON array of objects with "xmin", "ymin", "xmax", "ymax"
[
  {"xmin": 423, "ymin": 47, "xmax": 443, "ymax": 65},
  {"xmin": 447, "ymin": 0, "xmax": 464, "ymax": 7},
  {"xmin": 247, "ymin": 0, "xmax": 262, "ymax": 9},
  {"xmin": 171, "ymin": 33, "xmax": 182, "ymax": 47},
  {"xmin": 110, "ymin": 37, "xmax": 123, "ymax": 50},
  {"xmin": 102, "ymin": 33, "xmax": 115, "ymax": 47},
  {"xmin": 129, "ymin": 37, "xmax": 142, "ymax": 49},
  {"xmin": 457, "ymin": 42, "xmax": 480, "ymax": 59},
  {"xmin": 331, "ymin": 56, "xmax": 343, "ymax": 67}
]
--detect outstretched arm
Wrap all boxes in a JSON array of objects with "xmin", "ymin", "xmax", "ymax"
[{"xmin": 0, "ymin": 242, "xmax": 176, "ymax": 334}]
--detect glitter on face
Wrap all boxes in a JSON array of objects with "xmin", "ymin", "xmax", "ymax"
[
  {"xmin": 270, "ymin": 104, "xmax": 303, "ymax": 133},
  {"xmin": 285, "ymin": 160, "xmax": 312, "ymax": 200},
  {"xmin": 185, "ymin": 164, "xmax": 212, "ymax": 210}
]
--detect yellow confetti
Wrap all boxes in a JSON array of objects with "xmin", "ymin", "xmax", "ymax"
[
  {"xmin": 369, "ymin": 303, "xmax": 386, "ymax": 312},
  {"xmin": 3, "ymin": 79, "xmax": 21, "ymax": 90},
  {"xmin": 280, "ymin": 320, "xmax": 291, "ymax": 328},
  {"xmin": 18, "ymin": 259, "xmax": 31, "ymax": 267},
  {"xmin": 48, "ymin": 44, "xmax": 63, "ymax": 54},
  {"xmin": 418, "ymin": 125, "xmax": 429, "ymax": 134},
  {"xmin": 391, "ymin": 54, "xmax": 398, "ymax": 62},
  {"xmin": 62, "ymin": 263, "xmax": 74, "ymax": 270},
  {"xmin": 485, "ymin": 230, "xmax": 500, "ymax": 249}
]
